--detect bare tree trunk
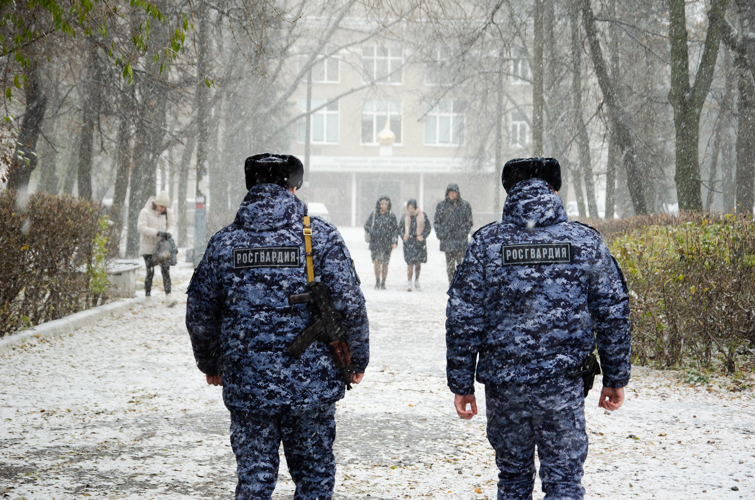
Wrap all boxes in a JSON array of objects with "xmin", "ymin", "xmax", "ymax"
[
  {"xmin": 112, "ymin": 81, "xmax": 134, "ymax": 210},
  {"xmin": 37, "ymin": 64, "xmax": 61, "ymax": 194},
  {"xmin": 705, "ymin": 114, "xmax": 724, "ymax": 211},
  {"xmin": 603, "ymin": 0, "xmax": 619, "ymax": 219},
  {"xmin": 735, "ymin": 54, "xmax": 755, "ymax": 214},
  {"xmin": 532, "ymin": 0, "xmax": 544, "ymax": 156},
  {"xmin": 668, "ymin": 0, "xmax": 727, "ymax": 211},
  {"xmin": 734, "ymin": 1, "xmax": 755, "ymax": 213},
  {"xmin": 194, "ymin": 0, "xmax": 211, "ymax": 249},
  {"xmin": 494, "ymin": 60, "xmax": 504, "ymax": 215},
  {"xmin": 706, "ymin": 48, "xmax": 734, "ymax": 211},
  {"xmin": 581, "ymin": 0, "xmax": 647, "ymax": 214},
  {"xmin": 61, "ymin": 137, "xmax": 78, "ymax": 195},
  {"xmin": 5, "ymin": 62, "xmax": 47, "ymax": 191},
  {"xmin": 177, "ymin": 136, "xmax": 195, "ymax": 247},
  {"xmin": 570, "ymin": 0, "xmax": 599, "ymax": 218},
  {"xmin": 77, "ymin": 38, "xmax": 102, "ymax": 200}
]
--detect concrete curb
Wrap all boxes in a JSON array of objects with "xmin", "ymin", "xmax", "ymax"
[{"xmin": 0, "ymin": 297, "xmax": 146, "ymax": 354}]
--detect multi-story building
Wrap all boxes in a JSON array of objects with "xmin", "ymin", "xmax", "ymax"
[{"xmin": 288, "ymin": 26, "xmax": 533, "ymax": 228}]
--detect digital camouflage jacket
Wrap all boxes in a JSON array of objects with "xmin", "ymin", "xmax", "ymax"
[
  {"xmin": 446, "ymin": 178, "xmax": 630, "ymax": 395},
  {"xmin": 186, "ymin": 183, "xmax": 369, "ymax": 415}
]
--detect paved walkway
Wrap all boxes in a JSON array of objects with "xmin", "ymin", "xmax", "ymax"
[{"xmin": 1, "ymin": 228, "xmax": 754, "ymax": 499}]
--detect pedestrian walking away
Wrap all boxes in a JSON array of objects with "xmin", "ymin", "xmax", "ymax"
[
  {"xmin": 446, "ymin": 157, "xmax": 631, "ymax": 500},
  {"xmin": 364, "ymin": 195, "xmax": 398, "ymax": 289},
  {"xmin": 186, "ymin": 153, "xmax": 370, "ymax": 500},
  {"xmin": 137, "ymin": 190, "xmax": 177, "ymax": 307},
  {"xmin": 433, "ymin": 183, "xmax": 473, "ymax": 285},
  {"xmin": 397, "ymin": 199, "xmax": 431, "ymax": 291}
]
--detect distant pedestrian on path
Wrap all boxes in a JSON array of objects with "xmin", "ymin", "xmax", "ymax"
[
  {"xmin": 397, "ymin": 199, "xmax": 431, "ymax": 291},
  {"xmin": 434, "ymin": 183, "xmax": 473, "ymax": 285},
  {"xmin": 137, "ymin": 191, "xmax": 177, "ymax": 307},
  {"xmin": 364, "ymin": 196, "xmax": 398, "ymax": 289}
]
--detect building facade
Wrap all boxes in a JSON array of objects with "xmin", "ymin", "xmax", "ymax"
[{"xmin": 288, "ymin": 24, "xmax": 534, "ymax": 228}]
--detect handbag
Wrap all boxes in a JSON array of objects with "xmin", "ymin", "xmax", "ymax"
[
  {"xmin": 152, "ymin": 237, "xmax": 177, "ymax": 266},
  {"xmin": 364, "ymin": 212, "xmax": 376, "ymax": 243}
]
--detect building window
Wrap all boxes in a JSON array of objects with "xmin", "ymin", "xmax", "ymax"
[
  {"xmin": 362, "ymin": 100, "xmax": 402, "ymax": 144},
  {"xmin": 298, "ymin": 48, "xmax": 339, "ymax": 83},
  {"xmin": 510, "ymin": 57, "xmax": 531, "ymax": 85},
  {"xmin": 424, "ymin": 100, "xmax": 465, "ymax": 145},
  {"xmin": 510, "ymin": 111, "xmax": 529, "ymax": 147},
  {"xmin": 425, "ymin": 47, "xmax": 452, "ymax": 86},
  {"xmin": 298, "ymin": 98, "xmax": 339, "ymax": 144},
  {"xmin": 362, "ymin": 44, "xmax": 403, "ymax": 84}
]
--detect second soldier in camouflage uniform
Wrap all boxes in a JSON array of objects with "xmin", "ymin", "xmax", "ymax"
[
  {"xmin": 186, "ymin": 154, "xmax": 369, "ymax": 500},
  {"xmin": 446, "ymin": 157, "xmax": 631, "ymax": 500}
]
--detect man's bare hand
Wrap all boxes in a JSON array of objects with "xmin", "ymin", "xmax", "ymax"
[
  {"xmin": 454, "ymin": 394, "xmax": 477, "ymax": 420},
  {"xmin": 416, "ymin": 235, "xmax": 424, "ymax": 242},
  {"xmin": 206, "ymin": 375, "xmax": 223, "ymax": 386},
  {"xmin": 351, "ymin": 373, "xmax": 364, "ymax": 384},
  {"xmin": 598, "ymin": 386, "xmax": 624, "ymax": 411}
]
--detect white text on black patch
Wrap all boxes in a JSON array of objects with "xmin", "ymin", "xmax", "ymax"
[
  {"xmin": 502, "ymin": 243, "xmax": 571, "ymax": 266},
  {"xmin": 233, "ymin": 247, "xmax": 301, "ymax": 269}
]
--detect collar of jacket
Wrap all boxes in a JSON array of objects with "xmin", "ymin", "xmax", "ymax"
[
  {"xmin": 233, "ymin": 183, "xmax": 307, "ymax": 232},
  {"xmin": 502, "ymin": 178, "xmax": 568, "ymax": 228}
]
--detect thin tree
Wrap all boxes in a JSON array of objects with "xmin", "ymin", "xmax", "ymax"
[{"xmin": 668, "ymin": 0, "xmax": 728, "ymax": 211}]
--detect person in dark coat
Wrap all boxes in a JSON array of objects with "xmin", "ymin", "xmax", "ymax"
[
  {"xmin": 364, "ymin": 196, "xmax": 398, "ymax": 289},
  {"xmin": 433, "ymin": 183, "xmax": 473, "ymax": 285},
  {"xmin": 397, "ymin": 199, "xmax": 431, "ymax": 291}
]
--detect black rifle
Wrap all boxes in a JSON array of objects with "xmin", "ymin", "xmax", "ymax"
[
  {"xmin": 288, "ymin": 281, "xmax": 355, "ymax": 389},
  {"xmin": 566, "ymin": 352, "xmax": 602, "ymax": 397}
]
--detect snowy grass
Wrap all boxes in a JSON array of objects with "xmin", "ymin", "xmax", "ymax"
[{"xmin": 0, "ymin": 227, "xmax": 753, "ymax": 499}]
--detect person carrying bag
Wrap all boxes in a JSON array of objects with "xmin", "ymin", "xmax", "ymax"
[{"xmin": 137, "ymin": 191, "xmax": 178, "ymax": 307}]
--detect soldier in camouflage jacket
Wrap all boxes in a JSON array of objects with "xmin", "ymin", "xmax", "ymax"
[
  {"xmin": 186, "ymin": 154, "xmax": 369, "ymax": 500},
  {"xmin": 446, "ymin": 157, "xmax": 630, "ymax": 500}
]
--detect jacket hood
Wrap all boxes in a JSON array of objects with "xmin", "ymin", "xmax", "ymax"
[
  {"xmin": 445, "ymin": 183, "xmax": 461, "ymax": 201},
  {"xmin": 234, "ymin": 183, "xmax": 307, "ymax": 232},
  {"xmin": 375, "ymin": 196, "xmax": 392, "ymax": 213},
  {"xmin": 502, "ymin": 178, "xmax": 568, "ymax": 228},
  {"xmin": 143, "ymin": 196, "xmax": 157, "ymax": 211}
]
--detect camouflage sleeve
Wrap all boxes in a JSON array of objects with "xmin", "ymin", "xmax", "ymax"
[
  {"xmin": 185, "ymin": 239, "xmax": 224, "ymax": 376},
  {"xmin": 445, "ymin": 236, "xmax": 486, "ymax": 395},
  {"xmin": 319, "ymin": 224, "xmax": 370, "ymax": 373},
  {"xmin": 588, "ymin": 241, "xmax": 632, "ymax": 388}
]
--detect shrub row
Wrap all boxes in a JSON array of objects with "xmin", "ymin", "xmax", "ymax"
[
  {"xmin": 593, "ymin": 213, "xmax": 755, "ymax": 375},
  {"xmin": 0, "ymin": 190, "xmax": 120, "ymax": 338}
]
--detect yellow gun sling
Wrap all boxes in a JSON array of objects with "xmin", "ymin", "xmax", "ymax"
[{"xmin": 303, "ymin": 216, "xmax": 315, "ymax": 283}]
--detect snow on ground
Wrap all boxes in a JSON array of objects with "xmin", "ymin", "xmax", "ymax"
[{"xmin": 1, "ymin": 227, "xmax": 754, "ymax": 500}]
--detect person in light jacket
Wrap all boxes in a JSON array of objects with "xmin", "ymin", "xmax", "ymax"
[{"xmin": 137, "ymin": 191, "xmax": 177, "ymax": 306}]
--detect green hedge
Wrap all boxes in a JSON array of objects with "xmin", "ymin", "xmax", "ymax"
[
  {"xmin": 595, "ymin": 213, "xmax": 755, "ymax": 374},
  {"xmin": 0, "ymin": 191, "xmax": 121, "ymax": 337}
]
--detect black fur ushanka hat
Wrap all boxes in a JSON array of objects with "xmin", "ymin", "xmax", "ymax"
[
  {"xmin": 502, "ymin": 157, "xmax": 562, "ymax": 193},
  {"xmin": 244, "ymin": 153, "xmax": 304, "ymax": 190}
]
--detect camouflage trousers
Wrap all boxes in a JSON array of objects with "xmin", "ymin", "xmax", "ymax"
[
  {"xmin": 229, "ymin": 403, "xmax": 336, "ymax": 500},
  {"xmin": 485, "ymin": 376, "xmax": 587, "ymax": 500}
]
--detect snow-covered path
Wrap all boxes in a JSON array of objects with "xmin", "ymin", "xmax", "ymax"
[{"xmin": 1, "ymin": 227, "xmax": 754, "ymax": 500}]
